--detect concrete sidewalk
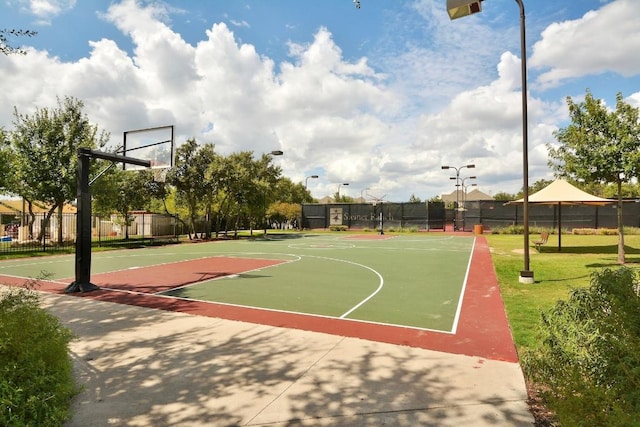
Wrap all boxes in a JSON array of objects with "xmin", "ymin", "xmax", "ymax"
[{"xmin": 40, "ymin": 292, "xmax": 534, "ymax": 426}]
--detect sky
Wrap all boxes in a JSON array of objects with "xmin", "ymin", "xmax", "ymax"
[{"xmin": 1, "ymin": 0, "xmax": 640, "ymax": 202}]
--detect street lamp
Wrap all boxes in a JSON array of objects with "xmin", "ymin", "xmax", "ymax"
[
  {"xmin": 305, "ymin": 174, "xmax": 319, "ymax": 188},
  {"xmin": 337, "ymin": 183, "xmax": 349, "ymax": 200},
  {"xmin": 446, "ymin": 0, "xmax": 532, "ymax": 283},
  {"xmin": 360, "ymin": 187, "xmax": 370, "ymax": 201},
  {"xmin": 460, "ymin": 175, "xmax": 476, "ymax": 207},
  {"xmin": 442, "ymin": 164, "xmax": 475, "ymax": 230},
  {"xmin": 263, "ymin": 150, "xmax": 283, "ymax": 237}
]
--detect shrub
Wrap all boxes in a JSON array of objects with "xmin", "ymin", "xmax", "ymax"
[
  {"xmin": 523, "ymin": 267, "xmax": 640, "ymax": 426},
  {"xmin": 0, "ymin": 282, "xmax": 77, "ymax": 426},
  {"xmin": 328, "ymin": 225, "xmax": 348, "ymax": 231}
]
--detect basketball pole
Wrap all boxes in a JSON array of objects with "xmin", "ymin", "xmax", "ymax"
[{"xmin": 65, "ymin": 149, "xmax": 150, "ymax": 293}]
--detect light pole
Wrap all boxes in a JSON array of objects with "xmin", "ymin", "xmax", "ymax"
[
  {"xmin": 360, "ymin": 187, "xmax": 370, "ymax": 202},
  {"xmin": 446, "ymin": 0, "xmax": 532, "ymax": 283},
  {"xmin": 337, "ymin": 183, "xmax": 349, "ymax": 200},
  {"xmin": 263, "ymin": 150, "xmax": 283, "ymax": 237},
  {"xmin": 460, "ymin": 176, "xmax": 476, "ymax": 229},
  {"xmin": 305, "ymin": 174, "xmax": 319, "ymax": 188},
  {"xmin": 442, "ymin": 164, "xmax": 475, "ymax": 230}
]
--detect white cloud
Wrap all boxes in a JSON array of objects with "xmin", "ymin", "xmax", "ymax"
[
  {"xmin": 530, "ymin": 0, "xmax": 640, "ymax": 88},
  {"xmin": 2, "ymin": 0, "xmax": 636, "ymax": 201},
  {"xmin": 19, "ymin": 0, "xmax": 76, "ymax": 24}
]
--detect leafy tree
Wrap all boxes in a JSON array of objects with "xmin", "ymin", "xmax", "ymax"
[
  {"xmin": 9, "ymin": 96, "xmax": 109, "ymax": 243},
  {"xmin": 547, "ymin": 91, "xmax": 640, "ymax": 264},
  {"xmin": 0, "ymin": 128, "xmax": 15, "ymax": 193},
  {"xmin": 408, "ymin": 194, "xmax": 422, "ymax": 203},
  {"xmin": 492, "ymin": 192, "xmax": 516, "ymax": 201},
  {"xmin": 267, "ymin": 201, "xmax": 301, "ymax": 229},
  {"xmin": 165, "ymin": 139, "xmax": 217, "ymax": 239},
  {"xmin": 333, "ymin": 192, "xmax": 355, "ymax": 203},
  {"xmin": 530, "ymin": 179, "xmax": 553, "ymax": 195},
  {"xmin": 0, "ymin": 29, "xmax": 37, "ymax": 55},
  {"xmin": 273, "ymin": 177, "xmax": 314, "ymax": 204},
  {"xmin": 92, "ymin": 168, "xmax": 157, "ymax": 239}
]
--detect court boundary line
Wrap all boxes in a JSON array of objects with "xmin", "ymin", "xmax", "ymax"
[{"xmin": 450, "ymin": 236, "xmax": 475, "ymax": 334}]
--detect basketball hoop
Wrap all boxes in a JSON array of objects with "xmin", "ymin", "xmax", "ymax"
[{"xmin": 153, "ymin": 167, "xmax": 169, "ymax": 183}]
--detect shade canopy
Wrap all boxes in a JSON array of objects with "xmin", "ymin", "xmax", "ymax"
[
  {"xmin": 509, "ymin": 179, "xmax": 614, "ymax": 206},
  {"xmin": 508, "ymin": 179, "xmax": 615, "ymax": 251}
]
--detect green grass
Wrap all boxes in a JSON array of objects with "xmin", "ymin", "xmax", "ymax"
[{"xmin": 486, "ymin": 232, "xmax": 640, "ymax": 350}]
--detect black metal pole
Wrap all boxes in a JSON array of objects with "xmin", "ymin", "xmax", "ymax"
[
  {"xmin": 516, "ymin": 0, "xmax": 533, "ymax": 282},
  {"xmin": 65, "ymin": 148, "xmax": 151, "ymax": 293},
  {"xmin": 65, "ymin": 149, "xmax": 99, "ymax": 293}
]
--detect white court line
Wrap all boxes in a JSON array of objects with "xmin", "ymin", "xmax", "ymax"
[{"xmin": 449, "ymin": 236, "xmax": 476, "ymax": 334}]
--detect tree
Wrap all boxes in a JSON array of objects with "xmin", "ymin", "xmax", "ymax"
[
  {"xmin": 0, "ymin": 29, "xmax": 37, "ymax": 55},
  {"xmin": 548, "ymin": 91, "xmax": 640, "ymax": 264},
  {"xmin": 0, "ymin": 128, "xmax": 15, "ymax": 193},
  {"xmin": 9, "ymin": 96, "xmax": 109, "ymax": 243},
  {"xmin": 273, "ymin": 177, "xmax": 314, "ymax": 204},
  {"xmin": 92, "ymin": 168, "xmax": 157, "ymax": 239},
  {"xmin": 493, "ymin": 192, "xmax": 516, "ymax": 201},
  {"xmin": 408, "ymin": 194, "xmax": 422, "ymax": 203},
  {"xmin": 165, "ymin": 139, "xmax": 217, "ymax": 239}
]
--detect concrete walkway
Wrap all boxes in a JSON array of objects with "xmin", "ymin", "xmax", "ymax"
[{"xmin": 38, "ymin": 293, "xmax": 534, "ymax": 426}]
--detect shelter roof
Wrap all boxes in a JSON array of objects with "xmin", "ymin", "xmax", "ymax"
[{"xmin": 509, "ymin": 179, "xmax": 614, "ymax": 205}]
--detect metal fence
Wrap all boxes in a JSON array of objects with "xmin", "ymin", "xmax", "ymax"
[
  {"xmin": 0, "ymin": 212, "xmax": 181, "ymax": 254},
  {"xmin": 461, "ymin": 200, "xmax": 640, "ymax": 231},
  {"xmin": 301, "ymin": 202, "xmax": 446, "ymax": 230},
  {"xmin": 301, "ymin": 200, "xmax": 640, "ymax": 232}
]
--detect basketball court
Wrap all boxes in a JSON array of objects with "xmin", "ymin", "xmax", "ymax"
[{"xmin": 0, "ymin": 233, "xmax": 517, "ymax": 362}]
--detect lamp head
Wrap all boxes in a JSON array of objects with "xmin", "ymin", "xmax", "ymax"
[
  {"xmin": 343, "ymin": 183, "xmax": 349, "ymax": 186},
  {"xmin": 441, "ymin": 165, "xmax": 450, "ymax": 170},
  {"xmin": 446, "ymin": 0, "xmax": 483, "ymax": 20},
  {"xmin": 466, "ymin": 164, "xmax": 476, "ymax": 168},
  {"xmin": 270, "ymin": 150, "xmax": 284, "ymax": 156}
]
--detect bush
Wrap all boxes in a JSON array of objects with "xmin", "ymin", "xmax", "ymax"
[
  {"xmin": 328, "ymin": 225, "xmax": 348, "ymax": 231},
  {"xmin": 523, "ymin": 267, "xmax": 640, "ymax": 426},
  {"xmin": 0, "ymin": 282, "xmax": 77, "ymax": 426}
]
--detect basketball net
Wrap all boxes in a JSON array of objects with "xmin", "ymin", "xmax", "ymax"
[{"xmin": 153, "ymin": 167, "xmax": 169, "ymax": 183}]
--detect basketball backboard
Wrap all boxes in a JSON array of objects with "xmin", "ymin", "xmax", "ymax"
[{"xmin": 122, "ymin": 125, "xmax": 174, "ymax": 170}]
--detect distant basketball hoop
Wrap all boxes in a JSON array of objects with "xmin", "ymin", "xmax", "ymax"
[{"xmin": 123, "ymin": 125, "xmax": 175, "ymax": 171}]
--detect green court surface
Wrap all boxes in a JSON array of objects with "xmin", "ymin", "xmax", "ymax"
[{"xmin": 0, "ymin": 233, "xmax": 476, "ymax": 333}]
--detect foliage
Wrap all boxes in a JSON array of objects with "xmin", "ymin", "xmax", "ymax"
[
  {"xmin": 408, "ymin": 194, "xmax": 422, "ymax": 203},
  {"xmin": 92, "ymin": 168, "xmax": 160, "ymax": 238},
  {"xmin": 523, "ymin": 268, "xmax": 640, "ymax": 426},
  {"xmin": 8, "ymin": 96, "xmax": 109, "ymax": 243},
  {"xmin": 0, "ymin": 29, "xmax": 37, "ymax": 55},
  {"xmin": 274, "ymin": 177, "xmax": 314, "ymax": 204},
  {"xmin": 0, "ymin": 282, "xmax": 77, "ymax": 425},
  {"xmin": 329, "ymin": 225, "xmax": 348, "ymax": 231},
  {"xmin": 165, "ymin": 139, "xmax": 220, "ymax": 239},
  {"xmin": 548, "ymin": 90, "xmax": 640, "ymax": 263},
  {"xmin": 267, "ymin": 202, "xmax": 301, "ymax": 229}
]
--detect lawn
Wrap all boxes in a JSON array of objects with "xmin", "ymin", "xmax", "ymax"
[{"xmin": 486, "ymin": 232, "xmax": 640, "ymax": 350}]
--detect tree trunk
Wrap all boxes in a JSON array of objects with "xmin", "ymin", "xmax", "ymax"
[{"xmin": 617, "ymin": 179, "xmax": 625, "ymax": 264}]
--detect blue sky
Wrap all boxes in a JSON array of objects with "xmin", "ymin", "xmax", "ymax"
[{"xmin": 1, "ymin": 0, "xmax": 639, "ymax": 201}]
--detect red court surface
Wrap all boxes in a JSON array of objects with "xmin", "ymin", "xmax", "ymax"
[
  {"xmin": 58, "ymin": 257, "xmax": 285, "ymax": 294},
  {"xmin": 0, "ymin": 235, "xmax": 519, "ymax": 363}
]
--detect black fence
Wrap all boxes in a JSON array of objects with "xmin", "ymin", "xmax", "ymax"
[
  {"xmin": 461, "ymin": 200, "xmax": 640, "ymax": 231},
  {"xmin": 301, "ymin": 202, "xmax": 446, "ymax": 230},
  {"xmin": 0, "ymin": 212, "xmax": 181, "ymax": 255},
  {"xmin": 302, "ymin": 201, "xmax": 640, "ymax": 232}
]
